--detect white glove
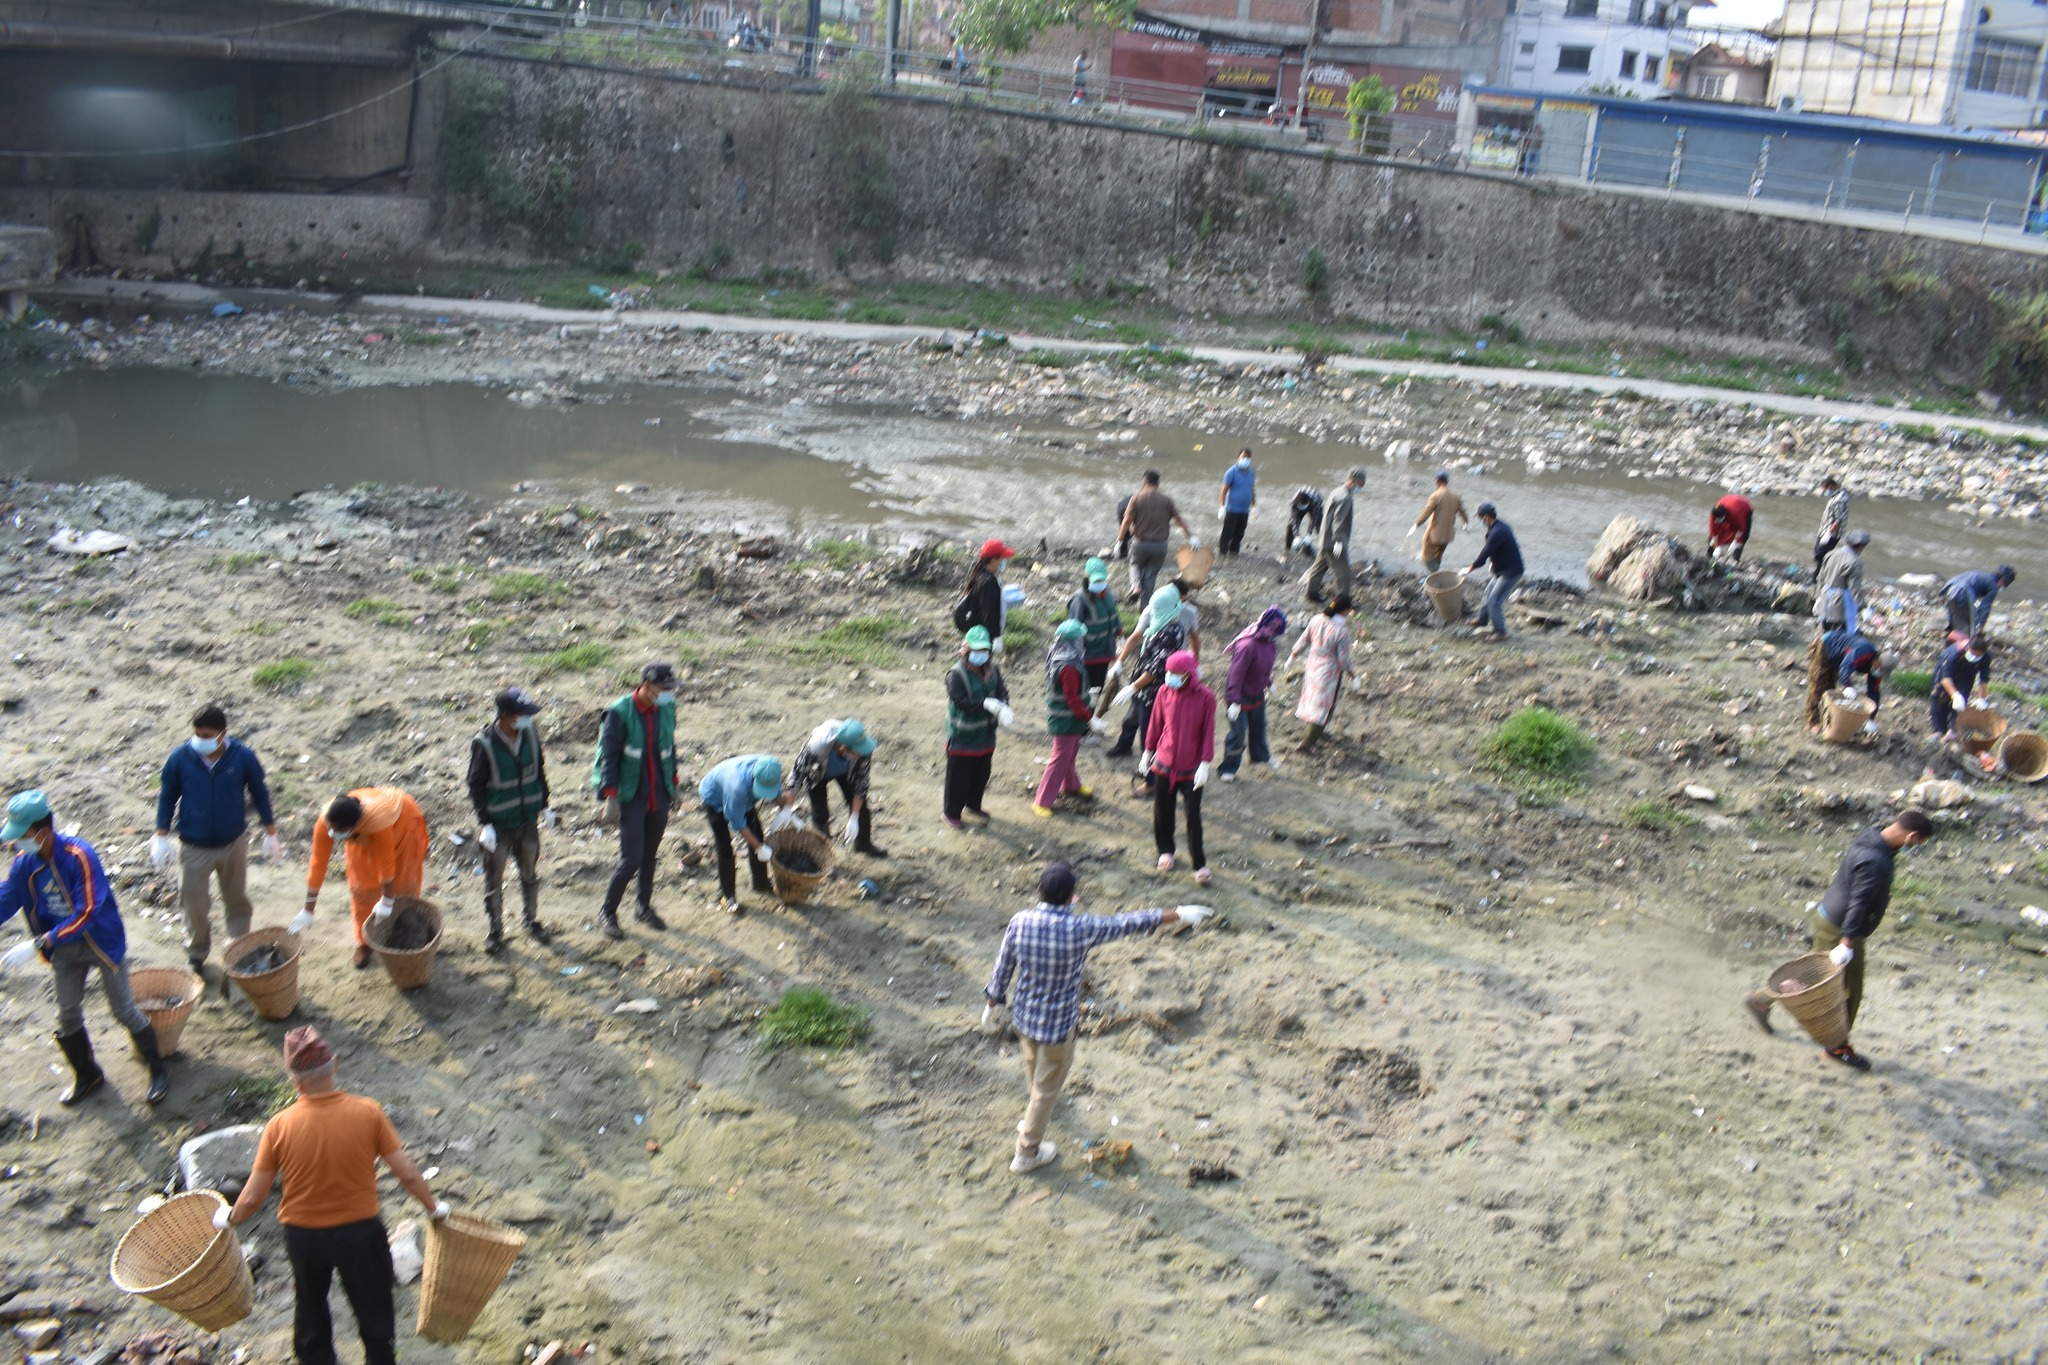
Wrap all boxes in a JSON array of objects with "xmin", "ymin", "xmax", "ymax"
[
  {"xmin": 372, "ymin": 896, "xmax": 395, "ymax": 922},
  {"xmin": 1139, "ymin": 750, "xmax": 1154, "ymax": 773},
  {"xmin": 540, "ymin": 808, "xmax": 559, "ymax": 831},
  {"xmin": 1216, "ymin": 505, "xmax": 1227, "ymax": 520},
  {"xmin": 262, "ymin": 832, "xmax": 282, "ymax": 861},
  {"xmin": 992, "ymin": 637, "xmax": 1005, "ymax": 658},
  {"xmin": 1, "ymin": 940, "xmax": 40, "ymax": 972},
  {"xmin": 211, "ymin": 1204, "xmax": 232, "ymax": 1231},
  {"xmin": 150, "ymin": 834, "xmax": 176, "ymax": 871},
  {"xmin": 1332, "ymin": 541, "xmax": 1345, "ymax": 558},
  {"xmin": 1193, "ymin": 762, "xmax": 1211, "ymax": 789},
  {"xmin": 766, "ymin": 805, "xmax": 805, "ymax": 834},
  {"xmin": 982, "ymin": 697, "xmax": 1005, "ymax": 717},
  {"xmin": 1188, "ymin": 536, "xmax": 1201, "ymax": 550},
  {"xmin": 995, "ymin": 703, "xmax": 1015, "ymax": 728},
  {"xmin": 1828, "ymin": 943, "xmax": 1854, "ymax": 967},
  {"xmin": 1861, "ymin": 720, "xmax": 1879, "ymax": 738},
  {"xmin": 288, "ymin": 909, "xmax": 316, "ymax": 935},
  {"xmin": 1227, "ymin": 703, "xmax": 1242, "ymax": 722},
  {"xmin": 1088, "ymin": 716, "xmax": 1107, "ymax": 734},
  {"xmin": 1111, "ymin": 685, "xmax": 1136, "ymax": 711},
  {"xmin": 1458, "ymin": 567, "xmax": 1472, "ymax": 580},
  {"xmin": 844, "ymin": 813, "xmax": 861, "ymax": 844},
  {"xmin": 431, "ymin": 1201, "xmax": 451, "ymax": 1221},
  {"xmin": 752, "ymin": 843, "xmax": 774, "ymax": 864},
  {"xmin": 1404, "ymin": 524, "xmax": 1418, "ymax": 538},
  {"xmin": 478, "ymin": 825, "xmax": 499, "ymax": 853},
  {"xmin": 981, "ymin": 1001, "xmax": 1008, "ymax": 1034},
  {"xmin": 1175, "ymin": 905, "xmax": 1213, "ymax": 926}
]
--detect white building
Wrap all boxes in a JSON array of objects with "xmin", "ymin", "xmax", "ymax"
[
  {"xmin": 1497, "ymin": 0, "xmax": 1703, "ymax": 95},
  {"xmin": 1772, "ymin": 0, "xmax": 2048, "ymax": 127}
]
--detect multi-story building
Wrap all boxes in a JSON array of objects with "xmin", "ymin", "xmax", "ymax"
[
  {"xmin": 1496, "ymin": 0, "xmax": 1701, "ymax": 96},
  {"xmin": 1771, "ymin": 0, "xmax": 2048, "ymax": 127},
  {"xmin": 1675, "ymin": 36, "xmax": 1772, "ymax": 103}
]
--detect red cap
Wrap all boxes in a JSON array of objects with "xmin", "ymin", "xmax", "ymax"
[
  {"xmin": 977, "ymin": 538, "xmax": 1016, "ymax": 561},
  {"xmin": 283, "ymin": 1026, "xmax": 333, "ymax": 1074}
]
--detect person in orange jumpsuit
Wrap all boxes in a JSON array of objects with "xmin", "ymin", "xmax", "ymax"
[{"xmin": 294, "ymin": 789, "xmax": 428, "ymax": 969}]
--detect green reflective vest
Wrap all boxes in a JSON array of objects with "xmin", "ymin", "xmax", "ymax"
[
  {"xmin": 474, "ymin": 724, "xmax": 546, "ymax": 830},
  {"xmin": 592, "ymin": 694, "xmax": 678, "ymax": 804}
]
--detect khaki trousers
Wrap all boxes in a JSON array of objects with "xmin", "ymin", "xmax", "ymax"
[
  {"xmin": 1804, "ymin": 634, "xmax": 1833, "ymax": 727},
  {"xmin": 181, "ymin": 833, "xmax": 254, "ymax": 965},
  {"xmin": 1814, "ymin": 913, "xmax": 1868, "ymax": 1032},
  {"xmin": 1015, "ymin": 1033, "xmax": 1077, "ymax": 1155}
]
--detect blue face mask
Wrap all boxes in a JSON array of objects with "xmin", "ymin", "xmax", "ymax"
[
  {"xmin": 190, "ymin": 735, "xmax": 222, "ymax": 756},
  {"xmin": 1237, "ymin": 457, "xmax": 1251, "ymax": 469},
  {"xmin": 967, "ymin": 650, "xmax": 991, "ymax": 667},
  {"xmin": 514, "ymin": 714, "xmax": 537, "ymax": 730},
  {"xmin": 13, "ymin": 836, "xmax": 39, "ymax": 854},
  {"xmin": 1165, "ymin": 674, "xmax": 1187, "ymax": 690},
  {"xmin": 656, "ymin": 690, "xmax": 677, "ymax": 708},
  {"xmin": 329, "ymin": 828, "xmax": 353, "ymax": 842},
  {"xmin": 1087, "ymin": 579, "xmax": 1108, "ymax": 594}
]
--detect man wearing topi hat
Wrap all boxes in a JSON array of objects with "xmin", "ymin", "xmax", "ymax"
[{"xmin": 218, "ymin": 1026, "xmax": 447, "ymax": 1365}]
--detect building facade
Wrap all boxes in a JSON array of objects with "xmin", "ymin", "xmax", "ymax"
[
  {"xmin": 1676, "ymin": 39, "xmax": 1772, "ymax": 103},
  {"xmin": 1771, "ymin": 0, "xmax": 2048, "ymax": 127},
  {"xmin": 1497, "ymin": 0, "xmax": 1701, "ymax": 96}
]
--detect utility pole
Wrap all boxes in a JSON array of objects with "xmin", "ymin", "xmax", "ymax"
[
  {"xmin": 802, "ymin": 0, "xmax": 820, "ymax": 76},
  {"xmin": 1293, "ymin": 0, "xmax": 1328, "ymax": 128},
  {"xmin": 884, "ymin": 0, "xmax": 903, "ymax": 85}
]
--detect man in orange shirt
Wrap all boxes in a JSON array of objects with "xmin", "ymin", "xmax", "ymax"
[
  {"xmin": 218, "ymin": 1026, "xmax": 445, "ymax": 1365},
  {"xmin": 294, "ymin": 788, "xmax": 428, "ymax": 969}
]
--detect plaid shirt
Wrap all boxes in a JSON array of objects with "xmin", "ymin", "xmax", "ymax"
[
  {"xmin": 1818, "ymin": 489, "xmax": 1849, "ymax": 542},
  {"xmin": 984, "ymin": 902, "xmax": 1163, "ymax": 1043}
]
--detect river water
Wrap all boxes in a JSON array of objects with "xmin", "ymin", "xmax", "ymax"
[{"xmin": 2, "ymin": 368, "xmax": 2042, "ymax": 597}]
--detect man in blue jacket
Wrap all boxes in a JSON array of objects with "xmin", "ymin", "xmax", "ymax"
[
  {"xmin": 1460, "ymin": 502, "xmax": 1525, "ymax": 642},
  {"xmin": 152, "ymin": 702, "xmax": 278, "ymax": 974},
  {"xmin": 1931, "ymin": 635, "xmax": 1993, "ymax": 742},
  {"xmin": 1942, "ymin": 565, "xmax": 2014, "ymax": 640},
  {"xmin": 699, "ymin": 755, "xmax": 800, "ymax": 916},
  {"xmin": 1, "ymin": 790, "xmax": 170, "ymax": 1105}
]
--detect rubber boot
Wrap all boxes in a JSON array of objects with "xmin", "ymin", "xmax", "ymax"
[
  {"xmin": 598, "ymin": 909, "xmax": 624, "ymax": 941},
  {"xmin": 130, "ymin": 1025, "xmax": 170, "ymax": 1106},
  {"xmin": 483, "ymin": 902, "xmax": 505, "ymax": 955},
  {"xmin": 55, "ymin": 1028, "xmax": 104, "ymax": 1106}
]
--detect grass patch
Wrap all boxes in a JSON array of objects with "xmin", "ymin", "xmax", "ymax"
[
  {"xmin": 1989, "ymin": 681, "xmax": 2048, "ymax": 708},
  {"xmin": 1480, "ymin": 707, "xmax": 1595, "ymax": 804},
  {"xmin": 395, "ymin": 327, "xmax": 451, "ymax": 346},
  {"xmin": 1890, "ymin": 669, "xmax": 1933, "ymax": 698},
  {"xmin": 243, "ymin": 619, "xmax": 282, "ymax": 637},
  {"xmin": 813, "ymin": 537, "xmax": 877, "ymax": 571},
  {"xmin": 490, "ymin": 570, "xmax": 571, "ymax": 603},
  {"xmin": 410, "ymin": 566, "xmax": 464, "ymax": 594},
  {"xmin": 253, "ymin": 657, "xmax": 316, "ymax": 692},
  {"xmin": 1018, "ymin": 348, "xmax": 1076, "ymax": 368},
  {"xmin": 218, "ymin": 552, "xmax": 268, "ymax": 573},
  {"xmin": 756, "ymin": 987, "xmax": 870, "ymax": 1050},
  {"xmin": 1622, "ymin": 801, "xmax": 1699, "ymax": 832},
  {"xmin": 219, "ymin": 1071, "xmax": 299, "ymax": 1122},
  {"xmin": 1002, "ymin": 606, "xmax": 1045, "ymax": 653},
  {"xmin": 792, "ymin": 613, "xmax": 911, "ymax": 669},
  {"xmin": 535, "ymin": 642, "xmax": 615, "ymax": 675},
  {"xmin": 343, "ymin": 597, "xmax": 409, "ymax": 627}
]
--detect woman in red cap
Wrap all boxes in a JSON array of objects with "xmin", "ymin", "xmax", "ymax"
[
  {"xmin": 952, "ymin": 538, "xmax": 1017, "ymax": 658},
  {"xmin": 1143, "ymin": 648, "xmax": 1216, "ymax": 883}
]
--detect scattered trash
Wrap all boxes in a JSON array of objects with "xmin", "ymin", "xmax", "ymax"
[
  {"xmin": 389, "ymin": 1220, "xmax": 423, "ymax": 1285},
  {"xmin": 613, "ymin": 998, "xmax": 659, "ymax": 1014},
  {"xmin": 211, "ymin": 302, "xmax": 243, "ymax": 318},
  {"xmin": 857, "ymin": 878, "xmax": 880, "ymax": 899},
  {"xmin": 1186, "ymin": 1161, "xmax": 1239, "ymax": 1185},
  {"xmin": 1081, "ymin": 1138, "xmax": 1133, "ymax": 1170},
  {"xmin": 45, "ymin": 528, "xmax": 132, "ymax": 557}
]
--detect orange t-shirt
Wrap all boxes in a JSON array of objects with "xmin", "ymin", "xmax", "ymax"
[{"xmin": 253, "ymin": 1091, "xmax": 402, "ymax": 1229}]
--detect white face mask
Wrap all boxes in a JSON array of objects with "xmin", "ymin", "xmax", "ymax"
[
  {"xmin": 1237, "ymin": 456, "xmax": 1251, "ymax": 469},
  {"xmin": 513, "ymin": 714, "xmax": 537, "ymax": 730},
  {"xmin": 14, "ymin": 836, "xmax": 39, "ymax": 854},
  {"xmin": 1165, "ymin": 674, "xmax": 1187, "ymax": 690},
  {"xmin": 190, "ymin": 735, "xmax": 222, "ymax": 756},
  {"xmin": 1087, "ymin": 579, "xmax": 1107, "ymax": 593},
  {"xmin": 656, "ymin": 690, "xmax": 677, "ymax": 708},
  {"xmin": 967, "ymin": 650, "xmax": 991, "ymax": 667},
  {"xmin": 1966, "ymin": 652, "xmax": 1983, "ymax": 664},
  {"xmin": 329, "ymin": 828, "xmax": 353, "ymax": 842}
]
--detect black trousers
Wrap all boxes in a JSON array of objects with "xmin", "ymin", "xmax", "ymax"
[
  {"xmin": 1813, "ymin": 532, "xmax": 1839, "ymax": 582},
  {"xmin": 703, "ymin": 804, "xmax": 770, "ymax": 899},
  {"xmin": 1085, "ymin": 660, "xmax": 1110, "ymax": 692},
  {"xmin": 806, "ymin": 775, "xmax": 854, "ymax": 835},
  {"xmin": 944, "ymin": 752, "xmax": 993, "ymax": 819},
  {"xmin": 602, "ymin": 798, "xmax": 669, "ymax": 916},
  {"xmin": 285, "ymin": 1218, "xmax": 395, "ymax": 1365},
  {"xmin": 1153, "ymin": 776, "xmax": 1205, "ymax": 866},
  {"xmin": 1219, "ymin": 510, "xmax": 1249, "ymax": 555},
  {"xmin": 1110, "ymin": 689, "xmax": 1155, "ymax": 758}
]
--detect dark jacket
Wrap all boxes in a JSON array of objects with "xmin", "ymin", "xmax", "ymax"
[
  {"xmin": 1933, "ymin": 643, "xmax": 1991, "ymax": 703},
  {"xmin": 467, "ymin": 723, "xmax": 551, "ymax": 830},
  {"xmin": 945, "ymin": 660, "xmax": 1010, "ymax": 755},
  {"xmin": 1224, "ymin": 629, "xmax": 1278, "ymax": 707},
  {"xmin": 1471, "ymin": 519, "xmax": 1524, "ymax": 578},
  {"xmin": 155, "ymin": 739, "xmax": 274, "ymax": 848},
  {"xmin": 1319, "ymin": 484, "xmax": 1356, "ymax": 552},
  {"xmin": 954, "ymin": 570, "xmax": 1005, "ymax": 639},
  {"xmin": 1820, "ymin": 825, "xmax": 1899, "ymax": 940},
  {"xmin": 1943, "ymin": 570, "xmax": 2003, "ymax": 632},
  {"xmin": 1821, "ymin": 628, "xmax": 1882, "ymax": 706}
]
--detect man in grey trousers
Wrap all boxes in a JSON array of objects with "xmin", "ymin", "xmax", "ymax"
[{"xmin": 1306, "ymin": 468, "xmax": 1364, "ymax": 605}]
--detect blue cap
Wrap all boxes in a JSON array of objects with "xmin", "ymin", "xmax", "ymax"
[
  {"xmin": 1, "ymin": 790, "xmax": 51, "ymax": 841},
  {"xmin": 750, "ymin": 757, "xmax": 784, "ymax": 802},
  {"xmin": 835, "ymin": 719, "xmax": 877, "ymax": 756},
  {"xmin": 1476, "ymin": 502, "xmax": 1497, "ymax": 518}
]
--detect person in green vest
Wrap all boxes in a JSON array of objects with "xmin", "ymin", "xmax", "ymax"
[
  {"xmin": 593, "ymin": 662, "xmax": 681, "ymax": 941},
  {"xmin": 1066, "ymin": 556, "xmax": 1123, "ymax": 696},
  {"xmin": 465, "ymin": 686, "xmax": 557, "ymax": 952},
  {"xmin": 1033, "ymin": 619, "xmax": 1106, "ymax": 817},
  {"xmin": 944, "ymin": 625, "xmax": 1013, "ymax": 829}
]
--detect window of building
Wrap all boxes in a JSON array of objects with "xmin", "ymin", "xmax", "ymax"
[
  {"xmin": 1644, "ymin": 54, "xmax": 1661, "ymax": 81},
  {"xmin": 1557, "ymin": 45, "xmax": 1593, "ymax": 71},
  {"xmin": 1520, "ymin": 40, "xmax": 1537, "ymax": 54},
  {"xmin": 1619, "ymin": 50, "xmax": 1638, "ymax": 77},
  {"xmin": 1965, "ymin": 35, "xmax": 2041, "ymax": 95},
  {"xmin": 1627, "ymin": 0, "xmax": 1647, "ymax": 20},
  {"xmin": 1566, "ymin": 0, "xmax": 1598, "ymax": 16},
  {"xmin": 1692, "ymin": 73, "xmax": 1727, "ymax": 97}
]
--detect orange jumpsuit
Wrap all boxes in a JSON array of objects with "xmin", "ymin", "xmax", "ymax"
[{"xmin": 306, "ymin": 788, "xmax": 427, "ymax": 946}]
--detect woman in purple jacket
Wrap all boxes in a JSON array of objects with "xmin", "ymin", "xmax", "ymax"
[{"xmin": 1219, "ymin": 607, "xmax": 1287, "ymax": 780}]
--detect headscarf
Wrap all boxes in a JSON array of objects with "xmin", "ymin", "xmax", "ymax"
[
  {"xmin": 1046, "ymin": 617, "xmax": 1087, "ymax": 687},
  {"xmin": 1143, "ymin": 583, "xmax": 1183, "ymax": 640},
  {"xmin": 1230, "ymin": 606, "xmax": 1288, "ymax": 657}
]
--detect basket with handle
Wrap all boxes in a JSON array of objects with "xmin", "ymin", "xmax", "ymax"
[
  {"xmin": 129, "ymin": 967, "xmax": 206, "ymax": 1056},
  {"xmin": 1956, "ymin": 705, "xmax": 2008, "ymax": 755},
  {"xmin": 109, "ymin": 1191, "xmax": 253, "ymax": 1332},
  {"xmin": 222, "ymin": 927, "xmax": 302, "ymax": 1021},
  {"xmin": 766, "ymin": 828, "xmax": 836, "ymax": 904},
  {"xmin": 1820, "ymin": 692, "xmax": 1875, "ymax": 743},
  {"xmin": 1764, "ymin": 952, "xmax": 1849, "ymax": 1049},
  {"xmin": 364, "ymin": 897, "xmax": 443, "ymax": 990},
  {"xmin": 417, "ymin": 1212, "xmax": 527, "ymax": 1344}
]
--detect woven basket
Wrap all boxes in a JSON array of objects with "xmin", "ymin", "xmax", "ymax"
[
  {"xmin": 417, "ymin": 1213, "xmax": 526, "ymax": 1344},
  {"xmin": 365, "ymin": 897, "xmax": 442, "ymax": 990},
  {"xmin": 1174, "ymin": 543, "xmax": 1215, "ymax": 590},
  {"xmin": 2000, "ymin": 730, "xmax": 2048, "ymax": 782},
  {"xmin": 222, "ymin": 927, "xmax": 302, "ymax": 1021},
  {"xmin": 1820, "ymin": 693, "xmax": 1876, "ymax": 743},
  {"xmin": 1765, "ymin": 952, "xmax": 1849, "ymax": 1049},
  {"xmin": 1423, "ymin": 570, "xmax": 1465, "ymax": 625},
  {"xmin": 109, "ymin": 1191, "xmax": 253, "ymax": 1332},
  {"xmin": 766, "ymin": 828, "xmax": 836, "ymax": 904},
  {"xmin": 1957, "ymin": 706, "xmax": 2009, "ymax": 755},
  {"xmin": 129, "ymin": 967, "xmax": 204, "ymax": 1057}
]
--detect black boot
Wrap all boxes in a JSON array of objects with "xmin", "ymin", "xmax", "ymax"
[
  {"xmin": 483, "ymin": 908, "xmax": 505, "ymax": 955},
  {"xmin": 855, "ymin": 831, "xmax": 889, "ymax": 859},
  {"xmin": 598, "ymin": 910, "xmax": 624, "ymax": 941},
  {"xmin": 130, "ymin": 1025, "xmax": 170, "ymax": 1106},
  {"xmin": 55, "ymin": 1029, "xmax": 104, "ymax": 1106}
]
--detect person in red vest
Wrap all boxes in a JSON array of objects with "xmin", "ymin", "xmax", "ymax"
[{"xmin": 1708, "ymin": 493, "xmax": 1754, "ymax": 563}]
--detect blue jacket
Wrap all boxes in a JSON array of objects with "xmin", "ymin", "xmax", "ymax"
[
  {"xmin": 1933, "ymin": 643, "xmax": 1990, "ymax": 705},
  {"xmin": 156, "ymin": 739, "xmax": 275, "ymax": 848},
  {"xmin": 1944, "ymin": 570, "xmax": 2002, "ymax": 631},
  {"xmin": 1220, "ymin": 462, "xmax": 1257, "ymax": 514},
  {"xmin": 699, "ymin": 755, "xmax": 774, "ymax": 828},
  {"xmin": 1, "ymin": 836, "xmax": 127, "ymax": 966},
  {"xmin": 1821, "ymin": 628, "xmax": 1882, "ymax": 702},
  {"xmin": 1471, "ymin": 519, "xmax": 1524, "ymax": 578}
]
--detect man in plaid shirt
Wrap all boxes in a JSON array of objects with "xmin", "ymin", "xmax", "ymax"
[
  {"xmin": 1814, "ymin": 475, "xmax": 1849, "ymax": 582},
  {"xmin": 982, "ymin": 862, "xmax": 1211, "ymax": 1173}
]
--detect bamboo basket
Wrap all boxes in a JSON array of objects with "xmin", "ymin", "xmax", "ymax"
[
  {"xmin": 2000, "ymin": 731, "xmax": 2048, "ymax": 782},
  {"xmin": 417, "ymin": 1213, "xmax": 527, "ymax": 1344},
  {"xmin": 1423, "ymin": 570, "xmax": 1465, "ymax": 625},
  {"xmin": 766, "ymin": 828, "xmax": 836, "ymax": 904},
  {"xmin": 364, "ymin": 897, "xmax": 443, "ymax": 990},
  {"xmin": 129, "ymin": 967, "xmax": 205, "ymax": 1057},
  {"xmin": 1820, "ymin": 692, "xmax": 1876, "ymax": 743},
  {"xmin": 222, "ymin": 927, "xmax": 302, "ymax": 1021},
  {"xmin": 1174, "ymin": 543, "xmax": 1215, "ymax": 590},
  {"xmin": 109, "ymin": 1191, "xmax": 253, "ymax": 1332},
  {"xmin": 1764, "ymin": 952, "xmax": 1849, "ymax": 1049},
  {"xmin": 1956, "ymin": 706, "xmax": 2009, "ymax": 755}
]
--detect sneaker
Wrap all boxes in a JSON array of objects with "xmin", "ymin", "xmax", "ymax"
[
  {"xmin": 1266, "ymin": 758, "xmax": 1283, "ymax": 772},
  {"xmin": 635, "ymin": 905, "xmax": 667, "ymax": 931},
  {"xmin": 483, "ymin": 929, "xmax": 505, "ymax": 955},
  {"xmin": 1157, "ymin": 853, "xmax": 1174, "ymax": 872},
  {"xmin": 524, "ymin": 919, "xmax": 554, "ymax": 946},
  {"xmin": 942, "ymin": 815, "xmax": 965, "ymax": 829},
  {"xmin": 1220, "ymin": 771, "xmax": 1237, "ymax": 783},
  {"xmin": 1826, "ymin": 1044, "xmax": 1871, "ymax": 1071},
  {"xmin": 1192, "ymin": 866, "xmax": 1212, "ymax": 885},
  {"xmin": 1074, "ymin": 785, "xmax": 1094, "ymax": 799},
  {"xmin": 1032, "ymin": 804, "xmax": 1054, "ymax": 819},
  {"xmin": 717, "ymin": 895, "xmax": 743, "ymax": 916},
  {"xmin": 1742, "ymin": 992, "xmax": 1774, "ymax": 1035},
  {"xmin": 1010, "ymin": 1141, "xmax": 1058, "ymax": 1174},
  {"xmin": 598, "ymin": 914, "xmax": 625, "ymax": 941}
]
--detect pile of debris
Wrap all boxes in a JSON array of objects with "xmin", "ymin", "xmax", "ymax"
[{"xmin": 1587, "ymin": 514, "xmax": 1807, "ymax": 614}]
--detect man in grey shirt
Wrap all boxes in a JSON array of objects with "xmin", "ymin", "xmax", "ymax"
[
  {"xmin": 1117, "ymin": 470, "xmax": 1194, "ymax": 606},
  {"xmin": 1306, "ymin": 468, "xmax": 1364, "ymax": 605}
]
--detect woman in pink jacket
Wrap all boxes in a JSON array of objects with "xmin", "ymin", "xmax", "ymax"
[{"xmin": 1143, "ymin": 649, "xmax": 1217, "ymax": 884}]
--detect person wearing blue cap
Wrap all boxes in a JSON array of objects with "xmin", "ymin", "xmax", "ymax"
[
  {"xmin": 0, "ymin": 790, "xmax": 170, "ymax": 1106},
  {"xmin": 699, "ymin": 754, "xmax": 801, "ymax": 915},
  {"xmin": 787, "ymin": 718, "xmax": 886, "ymax": 857}
]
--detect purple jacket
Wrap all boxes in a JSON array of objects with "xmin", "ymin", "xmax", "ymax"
[{"xmin": 1224, "ymin": 628, "xmax": 1278, "ymax": 706}]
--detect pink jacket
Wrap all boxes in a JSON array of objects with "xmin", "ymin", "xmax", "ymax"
[{"xmin": 1145, "ymin": 649, "xmax": 1217, "ymax": 776}]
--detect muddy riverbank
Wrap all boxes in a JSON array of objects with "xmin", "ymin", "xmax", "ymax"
[{"xmin": 0, "ymin": 471, "xmax": 2044, "ymax": 1362}]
